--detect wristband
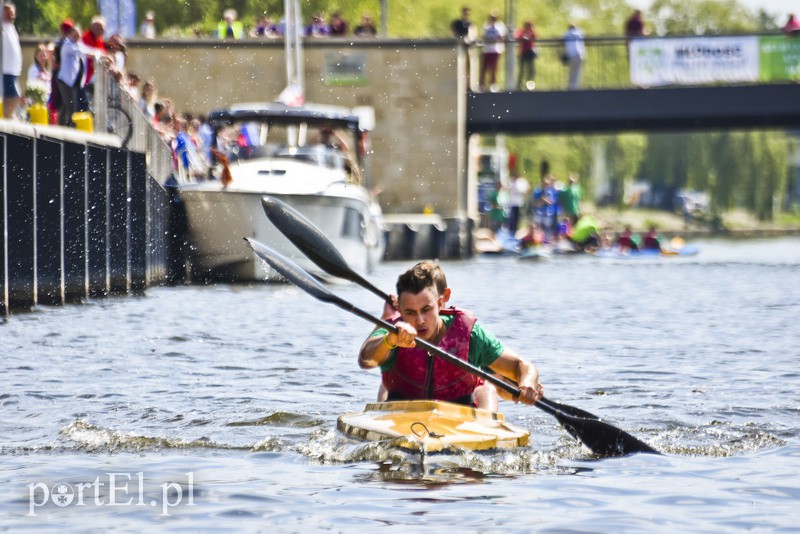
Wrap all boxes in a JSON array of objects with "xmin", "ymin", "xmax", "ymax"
[{"xmin": 382, "ymin": 333, "xmax": 397, "ymax": 350}]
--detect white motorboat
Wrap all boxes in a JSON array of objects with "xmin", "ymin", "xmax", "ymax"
[{"xmin": 178, "ymin": 103, "xmax": 384, "ymax": 281}]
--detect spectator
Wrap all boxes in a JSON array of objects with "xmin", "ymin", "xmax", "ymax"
[
  {"xmin": 48, "ymin": 19, "xmax": 74, "ymax": 124},
  {"xmin": 624, "ymin": 9, "xmax": 648, "ymax": 38},
  {"xmin": 124, "ymin": 71, "xmax": 140, "ymax": 101},
  {"xmin": 515, "ymin": 20, "xmax": 537, "ymax": 91},
  {"xmin": 106, "ymin": 34, "xmax": 126, "ymax": 72},
  {"xmin": 487, "ymin": 180, "xmax": 506, "ymax": 232},
  {"xmin": 558, "ymin": 173, "xmax": 582, "ymax": 226},
  {"xmin": 140, "ymin": 11, "xmax": 156, "ymax": 39},
  {"xmin": 81, "ymin": 16, "xmax": 107, "ymax": 108},
  {"xmin": 138, "ymin": 80, "xmax": 156, "ymax": 119},
  {"xmin": 354, "ymin": 14, "xmax": 377, "ymax": 37},
  {"xmin": 57, "ymin": 24, "xmax": 87, "ymax": 126},
  {"xmin": 479, "ymin": 12, "xmax": 507, "ymax": 92},
  {"xmin": 2, "ymin": 2, "xmax": 23, "ymax": 119},
  {"xmin": 329, "ymin": 11, "xmax": 348, "ymax": 36},
  {"xmin": 782, "ymin": 14, "xmax": 800, "ymax": 36},
  {"xmin": 562, "ymin": 22, "xmax": 585, "ymax": 90},
  {"xmin": 217, "ymin": 9, "xmax": 244, "ymax": 39},
  {"xmin": 305, "ymin": 13, "xmax": 329, "ymax": 37},
  {"xmin": 250, "ymin": 16, "xmax": 278, "ymax": 38},
  {"xmin": 195, "ymin": 114, "xmax": 214, "ymax": 162},
  {"xmin": 26, "ymin": 43, "xmax": 52, "ymax": 86},
  {"xmin": 507, "ymin": 170, "xmax": 530, "ymax": 234},
  {"xmin": 451, "ymin": 6, "xmax": 475, "ymax": 41}
]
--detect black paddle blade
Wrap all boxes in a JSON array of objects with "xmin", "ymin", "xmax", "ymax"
[
  {"xmin": 261, "ymin": 196, "xmax": 353, "ymax": 280},
  {"xmin": 261, "ymin": 196, "xmax": 392, "ymax": 304},
  {"xmin": 245, "ymin": 238, "xmax": 335, "ymax": 303},
  {"xmin": 554, "ymin": 413, "xmax": 660, "ymax": 457},
  {"xmin": 535, "ymin": 397, "xmax": 658, "ymax": 456}
]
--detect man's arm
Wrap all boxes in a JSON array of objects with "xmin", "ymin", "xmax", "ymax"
[
  {"xmin": 357, "ymin": 321, "xmax": 416, "ymax": 369},
  {"xmin": 487, "ymin": 349, "xmax": 544, "ymax": 405}
]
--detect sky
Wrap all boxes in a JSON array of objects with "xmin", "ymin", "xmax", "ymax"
[{"xmin": 628, "ymin": 0, "xmax": 797, "ymax": 23}]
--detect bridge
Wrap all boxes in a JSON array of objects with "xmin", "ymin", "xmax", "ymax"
[
  {"xmin": 464, "ymin": 33, "xmax": 800, "ymax": 135},
  {"xmin": 468, "ymin": 84, "xmax": 800, "ymax": 135}
]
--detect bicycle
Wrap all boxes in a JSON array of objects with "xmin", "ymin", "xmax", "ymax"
[{"xmin": 105, "ymin": 90, "xmax": 133, "ymax": 149}]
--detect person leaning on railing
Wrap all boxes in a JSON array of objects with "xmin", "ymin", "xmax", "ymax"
[
  {"xmin": 56, "ymin": 22, "xmax": 94, "ymax": 127},
  {"xmin": 782, "ymin": 14, "xmax": 800, "ymax": 36}
]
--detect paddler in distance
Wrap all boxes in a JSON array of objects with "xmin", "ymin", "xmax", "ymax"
[{"xmin": 358, "ymin": 261, "xmax": 544, "ymax": 411}]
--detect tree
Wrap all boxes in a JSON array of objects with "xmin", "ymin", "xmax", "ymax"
[{"xmin": 648, "ymin": 0, "xmax": 762, "ymax": 35}]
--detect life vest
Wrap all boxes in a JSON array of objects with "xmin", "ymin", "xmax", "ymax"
[
  {"xmin": 382, "ymin": 307, "xmax": 481, "ymax": 403},
  {"xmin": 642, "ymin": 233, "xmax": 661, "ymax": 251},
  {"xmin": 617, "ymin": 230, "xmax": 638, "ymax": 250}
]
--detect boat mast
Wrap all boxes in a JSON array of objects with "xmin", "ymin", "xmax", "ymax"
[{"xmin": 284, "ymin": 0, "xmax": 304, "ymax": 98}]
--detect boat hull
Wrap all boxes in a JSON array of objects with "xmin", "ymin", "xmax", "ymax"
[
  {"xmin": 337, "ymin": 400, "xmax": 530, "ymax": 452},
  {"xmin": 179, "ymin": 188, "xmax": 384, "ymax": 281}
]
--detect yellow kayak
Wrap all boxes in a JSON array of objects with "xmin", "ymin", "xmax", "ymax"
[{"xmin": 337, "ymin": 400, "xmax": 530, "ymax": 452}]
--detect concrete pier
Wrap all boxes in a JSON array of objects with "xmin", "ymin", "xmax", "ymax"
[{"xmin": 0, "ymin": 123, "xmax": 171, "ymax": 316}]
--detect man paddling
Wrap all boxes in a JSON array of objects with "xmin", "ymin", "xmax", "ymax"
[{"xmin": 358, "ymin": 261, "xmax": 544, "ymax": 411}]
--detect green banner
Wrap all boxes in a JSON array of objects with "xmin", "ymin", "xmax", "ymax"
[{"xmin": 759, "ymin": 35, "xmax": 800, "ymax": 81}]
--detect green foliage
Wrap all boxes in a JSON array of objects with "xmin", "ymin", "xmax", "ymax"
[{"xmin": 649, "ymin": 0, "xmax": 764, "ymax": 35}]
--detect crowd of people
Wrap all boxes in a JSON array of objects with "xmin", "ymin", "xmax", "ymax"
[
  {"xmin": 4, "ymin": 6, "xmax": 215, "ymax": 181},
  {"xmin": 450, "ymin": 6, "xmax": 800, "ymax": 92},
  {"xmin": 3, "ymin": 3, "xmax": 386, "ymax": 177},
  {"xmin": 481, "ymin": 165, "xmax": 673, "ymax": 254},
  {"xmin": 195, "ymin": 8, "xmax": 378, "ymax": 41}
]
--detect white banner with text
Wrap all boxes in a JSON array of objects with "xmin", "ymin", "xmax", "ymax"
[{"xmin": 629, "ymin": 36, "xmax": 760, "ymax": 86}]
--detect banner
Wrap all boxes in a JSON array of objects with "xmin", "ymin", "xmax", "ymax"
[
  {"xmin": 629, "ymin": 36, "xmax": 760, "ymax": 87},
  {"xmin": 759, "ymin": 35, "xmax": 800, "ymax": 81}
]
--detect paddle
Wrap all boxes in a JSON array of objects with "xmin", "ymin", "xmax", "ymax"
[
  {"xmin": 261, "ymin": 196, "xmax": 393, "ymax": 306},
  {"xmin": 262, "ymin": 196, "xmax": 606, "ymax": 423},
  {"xmin": 260, "ymin": 194, "xmax": 658, "ymax": 449},
  {"xmin": 245, "ymin": 237, "xmax": 660, "ymax": 457}
]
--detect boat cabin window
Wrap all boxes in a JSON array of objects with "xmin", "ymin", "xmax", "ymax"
[{"xmin": 274, "ymin": 146, "xmax": 347, "ymax": 172}]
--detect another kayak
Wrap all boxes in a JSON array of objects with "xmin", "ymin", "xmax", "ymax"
[
  {"xmin": 519, "ymin": 245, "xmax": 552, "ymax": 261},
  {"xmin": 594, "ymin": 245, "xmax": 699, "ymax": 259},
  {"xmin": 337, "ymin": 400, "xmax": 530, "ymax": 452}
]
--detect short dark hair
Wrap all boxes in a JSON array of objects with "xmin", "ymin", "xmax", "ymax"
[{"xmin": 396, "ymin": 261, "xmax": 447, "ymax": 297}]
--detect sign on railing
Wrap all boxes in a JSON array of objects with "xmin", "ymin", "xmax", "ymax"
[{"xmin": 630, "ymin": 35, "xmax": 800, "ymax": 87}]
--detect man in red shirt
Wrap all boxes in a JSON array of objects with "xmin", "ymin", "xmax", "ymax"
[{"xmin": 81, "ymin": 16, "xmax": 107, "ymax": 106}]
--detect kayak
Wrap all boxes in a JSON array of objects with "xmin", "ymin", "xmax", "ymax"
[
  {"xmin": 337, "ymin": 400, "xmax": 530, "ymax": 452},
  {"xmin": 594, "ymin": 245, "xmax": 699, "ymax": 259},
  {"xmin": 519, "ymin": 245, "xmax": 551, "ymax": 261}
]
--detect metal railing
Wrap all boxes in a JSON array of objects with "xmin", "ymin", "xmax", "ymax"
[
  {"xmin": 469, "ymin": 36, "xmax": 630, "ymax": 92},
  {"xmin": 94, "ymin": 64, "xmax": 174, "ymax": 186},
  {"xmin": 468, "ymin": 33, "xmax": 798, "ymax": 92}
]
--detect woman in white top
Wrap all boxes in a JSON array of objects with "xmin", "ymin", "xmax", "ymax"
[{"xmin": 26, "ymin": 43, "xmax": 53, "ymax": 104}]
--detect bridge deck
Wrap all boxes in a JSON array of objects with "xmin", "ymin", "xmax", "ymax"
[{"xmin": 467, "ymin": 84, "xmax": 800, "ymax": 135}]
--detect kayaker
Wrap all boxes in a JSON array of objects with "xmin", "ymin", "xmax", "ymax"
[
  {"xmin": 567, "ymin": 214, "xmax": 602, "ymax": 252},
  {"xmin": 520, "ymin": 222, "xmax": 545, "ymax": 249},
  {"xmin": 358, "ymin": 261, "xmax": 544, "ymax": 411},
  {"xmin": 616, "ymin": 225, "xmax": 639, "ymax": 252},
  {"xmin": 641, "ymin": 225, "xmax": 662, "ymax": 252}
]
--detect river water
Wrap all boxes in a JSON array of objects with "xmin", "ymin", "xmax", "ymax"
[{"xmin": 1, "ymin": 236, "xmax": 799, "ymax": 531}]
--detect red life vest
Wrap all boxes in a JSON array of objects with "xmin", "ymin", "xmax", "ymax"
[
  {"xmin": 642, "ymin": 233, "xmax": 660, "ymax": 251},
  {"xmin": 381, "ymin": 307, "xmax": 481, "ymax": 402}
]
